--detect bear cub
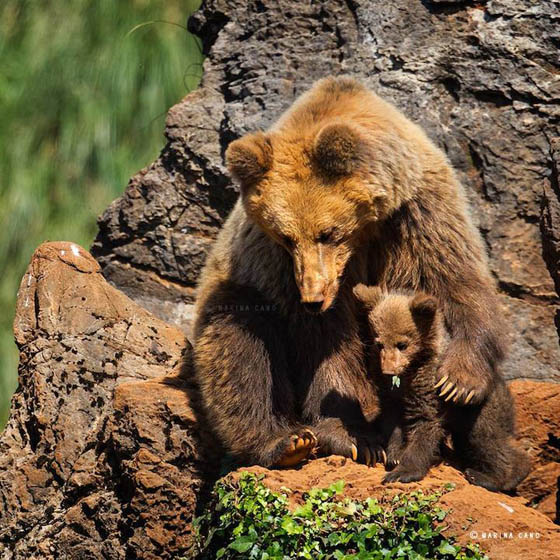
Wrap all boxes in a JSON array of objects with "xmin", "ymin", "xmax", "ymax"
[{"xmin": 354, "ymin": 284, "xmax": 530, "ymax": 491}]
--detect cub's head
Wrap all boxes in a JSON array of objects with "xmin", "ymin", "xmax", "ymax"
[
  {"xmin": 353, "ymin": 284, "xmax": 442, "ymax": 376},
  {"xmin": 226, "ymin": 113, "xmax": 419, "ymax": 313}
]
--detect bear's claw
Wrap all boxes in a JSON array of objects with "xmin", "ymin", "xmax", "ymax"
[
  {"xmin": 434, "ymin": 380, "xmax": 480, "ymax": 405},
  {"xmin": 359, "ymin": 443, "xmax": 386, "ymax": 467}
]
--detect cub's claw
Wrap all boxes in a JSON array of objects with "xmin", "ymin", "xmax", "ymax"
[
  {"xmin": 275, "ymin": 429, "xmax": 317, "ymax": 468},
  {"xmin": 351, "ymin": 444, "xmax": 358, "ymax": 461},
  {"xmin": 435, "ymin": 378, "xmax": 482, "ymax": 406},
  {"xmin": 437, "ymin": 348, "xmax": 491, "ymax": 406}
]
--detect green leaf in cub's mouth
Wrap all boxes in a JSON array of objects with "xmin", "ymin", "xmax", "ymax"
[{"xmin": 392, "ymin": 375, "xmax": 400, "ymax": 388}]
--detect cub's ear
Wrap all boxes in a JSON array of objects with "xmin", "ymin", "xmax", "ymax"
[
  {"xmin": 353, "ymin": 284, "xmax": 383, "ymax": 309},
  {"xmin": 410, "ymin": 293, "xmax": 438, "ymax": 332},
  {"xmin": 225, "ymin": 132, "xmax": 273, "ymax": 191},
  {"xmin": 313, "ymin": 120, "xmax": 368, "ymax": 176}
]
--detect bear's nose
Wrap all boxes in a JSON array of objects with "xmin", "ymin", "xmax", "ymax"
[{"xmin": 302, "ymin": 300, "xmax": 324, "ymax": 314}]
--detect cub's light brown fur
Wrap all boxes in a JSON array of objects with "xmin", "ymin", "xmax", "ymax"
[{"xmin": 193, "ymin": 77, "xmax": 505, "ymax": 467}]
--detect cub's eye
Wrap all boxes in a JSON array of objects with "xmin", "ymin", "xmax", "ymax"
[
  {"xmin": 396, "ymin": 342, "xmax": 408, "ymax": 351},
  {"xmin": 317, "ymin": 228, "xmax": 338, "ymax": 244},
  {"xmin": 374, "ymin": 338, "xmax": 384, "ymax": 349}
]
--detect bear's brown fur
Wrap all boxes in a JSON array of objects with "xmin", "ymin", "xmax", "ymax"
[
  {"xmin": 193, "ymin": 77, "xmax": 505, "ymax": 467},
  {"xmin": 354, "ymin": 284, "xmax": 530, "ymax": 491}
]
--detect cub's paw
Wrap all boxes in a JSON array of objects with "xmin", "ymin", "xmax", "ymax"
[
  {"xmin": 274, "ymin": 429, "xmax": 317, "ymax": 468},
  {"xmin": 435, "ymin": 351, "xmax": 491, "ymax": 405},
  {"xmin": 385, "ymin": 454, "xmax": 401, "ymax": 471},
  {"xmin": 382, "ymin": 465, "xmax": 426, "ymax": 484}
]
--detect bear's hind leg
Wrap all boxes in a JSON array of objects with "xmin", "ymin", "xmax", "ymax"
[
  {"xmin": 454, "ymin": 427, "xmax": 510, "ymax": 492},
  {"xmin": 463, "ymin": 442, "xmax": 530, "ymax": 492},
  {"xmin": 464, "ymin": 468, "xmax": 503, "ymax": 492},
  {"xmin": 453, "ymin": 381, "xmax": 530, "ymax": 492},
  {"xmin": 501, "ymin": 444, "xmax": 531, "ymax": 491}
]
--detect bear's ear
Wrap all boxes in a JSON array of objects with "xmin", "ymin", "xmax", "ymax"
[
  {"xmin": 410, "ymin": 293, "xmax": 438, "ymax": 333},
  {"xmin": 353, "ymin": 284, "xmax": 383, "ymax": 309},
  {"xmin": 226, "ymin": 132, "xmax": 273, "ymax": 191},
  {"xmin": 313, "ymin": 121, "xmax": 368, "ymax": 176}
]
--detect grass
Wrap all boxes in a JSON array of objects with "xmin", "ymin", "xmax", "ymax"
[
  {"xmin": 191, "ymin": 472, "xmax": 489, "ymax": 559},
  {"xmin": 0, "ymin": 0, "xmax": 203, "ymax": 428}
]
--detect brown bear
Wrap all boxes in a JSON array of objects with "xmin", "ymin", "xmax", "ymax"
[
  {"xmin": 192, "ymin": 76, "xmax": 505, "ymax": 467},
  {"xmin": 354, "ymin": 284, "xmax": 530, "ymax": 491}
]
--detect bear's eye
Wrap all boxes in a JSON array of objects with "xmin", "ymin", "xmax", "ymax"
[
  {"xmin": 281, "ymin": 234, "xmax": 294, "ymax": 249},
  {"xmin": 317, "ymin": 228, "xmax": 340, "ymax": 244},
  {"xmin": 396, "ymin": 341, "xmax": 408, "ymax": 351},
  {"xmin": 374, "ymin": 338, "xmax": 384, "ymax": 349}
]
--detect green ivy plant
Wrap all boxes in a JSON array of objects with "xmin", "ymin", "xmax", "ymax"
[{"xmin": 190, "ymin": 472, "xmax": 488, "ymax": 560}]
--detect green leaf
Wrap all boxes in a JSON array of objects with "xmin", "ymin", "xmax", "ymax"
[
  {"xmin": 437, "ymin": 540, "xmax": 458, "ymax": 555},
  {"xmin": 330, "ymin": 480, "xmax": 345, "ymax": 494},
  {"xmin": 281, "ymin": 516, "xmax": 303, "ymax": 535},
  {"xmin": 229, "ymin": 535, "xmax": 256, "ymax": 553}
]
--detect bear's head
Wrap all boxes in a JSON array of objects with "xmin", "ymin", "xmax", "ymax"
[
  {"xmin": 225, "ymin": 80, "xmax": 421, "ymax": 313},
  {"xmin": 353, "ymin": 284, "xmax": 442, "ymax": 376}
]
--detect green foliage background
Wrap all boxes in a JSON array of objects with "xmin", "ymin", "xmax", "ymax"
[{"xmin": 0, "ymin": 0, "xmax": 203, "ymax": 427}]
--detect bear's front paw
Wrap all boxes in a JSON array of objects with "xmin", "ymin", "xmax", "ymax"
[
  {"xmin": 317, "ymin": 431, "xmax": 385, "ymax": 467},
  {"xmin": 435, "ymin": 349, "xmax": 491, "ymax": 405},
  {"xmin": 274, "ymin": 429, "xmax": 317, "ymax": 468},
  {"xmin": 356, "ymin": 439, "xmax": 387, "ymax": 467},
  {"xmin": 382, "ymin": 465, "xmax": 426, "ymax": 484}
]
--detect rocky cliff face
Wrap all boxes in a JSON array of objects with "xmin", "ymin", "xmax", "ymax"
[{"xmin": 92, "ymin": 0, "xmax": 560, "ymax": 383}]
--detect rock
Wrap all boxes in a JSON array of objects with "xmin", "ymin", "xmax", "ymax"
[
  {"xmin": 1, "ymin": 245, "xmax": 558, "ymax": 558},
  {"xmin": 92, "ymin": 0, "xmax": 560, "ymax": 384},
  {"xmin": 0, "ymin": 243, "xmax": 219, "ymax": 559},
  {"xmin": 234, "ymin": 457, "xmax": 560, "ymax": 560},
  {"xmin": 511, "ymin": 380, "xmax": 560, "ymax": 522}
]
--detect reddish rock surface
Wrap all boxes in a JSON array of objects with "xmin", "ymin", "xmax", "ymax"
[{"xmin": 512, "ymin": 380, "xmax": 560, "ymax": 522}]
